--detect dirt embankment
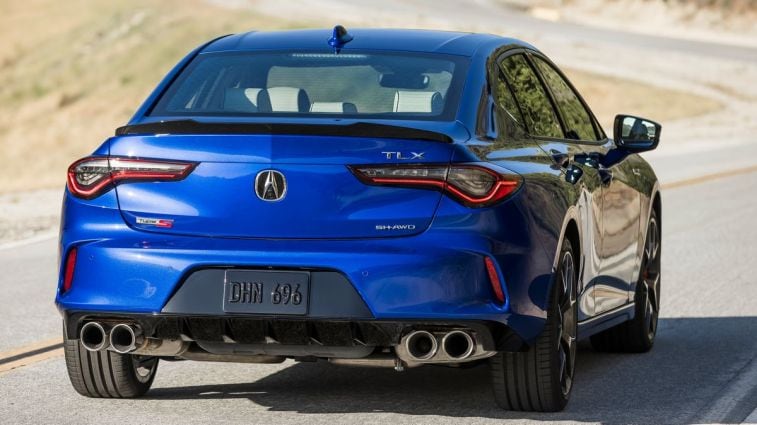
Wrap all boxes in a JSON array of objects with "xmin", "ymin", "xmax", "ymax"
[
  {"xmin": 0, "ymin": 0, "xmax": 298, "ymax": 194},
  {"xmin": 0, "ymin": 0, "xmax": 723, "ymax": 195},
  {"xmin": 505, "ymin": 0, "xmax": 757, "ymax": 47}
]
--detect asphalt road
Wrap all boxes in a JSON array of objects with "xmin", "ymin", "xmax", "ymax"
[
  {"xmin": 1, "ymin": 143, "xmax": 757, "ymax": 424},
  {"xmin": 252, "ymin": 0, "xmax": 757, "ymax": 64},
  {"xmin": 3, "ymin": 2, "xmax": 757, "ymax": 421}
]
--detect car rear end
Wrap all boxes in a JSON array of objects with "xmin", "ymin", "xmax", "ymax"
[{"xmin": 56, "ymin": 43, "xmax": 547, "ymax": 369}]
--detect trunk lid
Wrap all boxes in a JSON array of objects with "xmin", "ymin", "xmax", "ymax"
[{"xmin": 110, "ymin": 132, "xmax": 455, "ymax": 239}]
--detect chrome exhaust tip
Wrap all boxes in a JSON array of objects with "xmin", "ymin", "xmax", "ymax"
[
  {"xmin": 109, "ymin": 323, "xmax": 141, "ymax": 354},
  {"xmin": 441, "ymin": 331, "xmax": 474, "ymax": 360},
  {"xmin": 80, "ymin": 322, "xmax": 108, "ymax": 352},
  {"xmin": 404, "ymin": 330, "xmax": 438, "ymax": 361}
]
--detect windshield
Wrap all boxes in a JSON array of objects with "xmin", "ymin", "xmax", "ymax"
[{"xmin": 149, "ymin": 51, "xmax": 468, "ymax": 121}]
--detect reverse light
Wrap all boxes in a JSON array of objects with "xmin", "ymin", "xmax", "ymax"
[
  {"xmin": 62, "ymin": 247, "xmax": 77, "ymax": 294},
  {"xmin": 349, "ymin": 164, "xmax": 521, "ymax": 207},
  {"xmin": 67, "ymin": 156, "xmax": 196, "ymax": 199},
  {"xmin": 485, "ymin": 257, "xmax": 506, "ymax": 304}
]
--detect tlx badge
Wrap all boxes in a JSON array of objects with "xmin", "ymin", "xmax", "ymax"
[{"xmin": 381, "ymin": 151, "xmax": 424, "ymax": 160}]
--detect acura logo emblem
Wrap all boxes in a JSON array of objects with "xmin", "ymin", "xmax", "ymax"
[{"xmin": 254, "ymin": 170, "xmax": 287, "ymax": 201}]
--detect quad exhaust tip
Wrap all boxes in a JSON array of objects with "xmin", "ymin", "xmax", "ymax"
[
  {"xmin": 404, "ymin": 330, "xmax": 438, "ymax": 361},
  {"xmin": 441, "ymin": 330, "xmax": 474, "ymax": 360},
  {"xmin": 109, "ymin": 323, "xmax": 140, "ymax": 354},
  {"xmin": 80, "ymin": 322, "xmax": 108, "ymax": 352}
]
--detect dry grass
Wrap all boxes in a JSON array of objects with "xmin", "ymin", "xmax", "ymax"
[
  {"xmin": 565, "ymin": 69, "xmax": 722, "ymax": 132},
  {"xmin": 0, "ymin": 0, "xmax": 299, "ymax": 193},
  {"xmin": 0, "ymin": 0, "xmax": 721, "ymax": 193}
]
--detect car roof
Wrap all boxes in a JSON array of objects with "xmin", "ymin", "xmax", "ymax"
[{"xmin": 202, "ymin": 28, "xmax": 529, "ymax": 57}]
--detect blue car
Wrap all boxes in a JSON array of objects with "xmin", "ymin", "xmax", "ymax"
[{"xmin": 56, "ymin": 26, "xmax": 662, "ymax": 412}]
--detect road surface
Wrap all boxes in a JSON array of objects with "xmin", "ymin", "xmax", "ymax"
[
  {"xmin": 2, "ymin": 142, "xmax": 757, "ymax": 425},
  {"xmin": 3, "ymin": 2, "xmax": 757, "ymax": 423}
]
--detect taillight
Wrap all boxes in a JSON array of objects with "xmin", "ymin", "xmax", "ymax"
[
  {"xmin": 67, "ymin": 156, "xmax": 196, "ymax": 199},
  {"xmin": 485, "ymin": 257, "xmax": 506, "ymax": 304},
  {"xmin": 349, "ymin": 164, "xmax": 521, "ymax": 207},
  {"xmin": 62, "ymin": 247, "xmax": 77, "ymax": 294}
]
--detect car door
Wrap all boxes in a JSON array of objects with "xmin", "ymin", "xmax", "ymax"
[
  {"xmin": 498, "ymin": 52, "xmax": 603, "ymax": 320},
  {"xmin": 530, "ymin": 54, "xmax": 640, "ymax": 314},
  {"xmin": 595, "ymin": 158, "xmax": 642, "ymax": 311}
]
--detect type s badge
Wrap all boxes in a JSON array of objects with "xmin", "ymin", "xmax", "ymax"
[{"xmin": 135, "ymin": 217, "xmax": 174, "ymax": 228}]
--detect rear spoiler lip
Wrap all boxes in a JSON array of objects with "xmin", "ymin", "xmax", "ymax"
[{"xmin": 115, "ymin": 120, "xmax": 454, "ymax": 143}]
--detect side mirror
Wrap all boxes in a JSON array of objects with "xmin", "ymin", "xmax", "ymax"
[{"xmin": 613, "ymin": 115, "xmax": 661, "ymax": 153}]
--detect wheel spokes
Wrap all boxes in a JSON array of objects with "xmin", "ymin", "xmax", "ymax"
[
  {"xmin": 558, "ymin": 325, "xmax": 576, "ymax": 395},
  {"xmin": 561, "ymin": 254, "xmax": 574, "ymax": 298},
  {"xmin": 640, "ymin": 216, "xmax": 661, "ymax": 340},
  {"xmin": 643, "ymin": 285, "xmax": 656, "ymax": 336},
  {"xmin": 645, "ymin": 271, "xmax": 661, "ymax": 313},
  {"xmin": 558, "ymin": 251, "xmax": 577, "ymax": 395},
  {"xmin": 641, "ymin": 268, "xmax": 659, "ymax": 338},
  {"xmin": 645, "ymin": 219, "xmax": 659, "ymax": 262},
  {"xmin": 561, "ymin": 332, "xmax": 576, "ymax": 375},
  {"xmin": 133, "ymin": 355, "xmax": 157, "ymax": 379}
]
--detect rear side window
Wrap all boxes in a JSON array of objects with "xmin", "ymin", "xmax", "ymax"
[
  {"xmin": 494, "ymin": 70, "xmax": 524, "ymax": 126},
  {"xmin": 499, "ymin": 54, "xmax": 563, "ymax": 139},
  {"xmin": 150, "ymin": 51, "xmax": 468, "ymax": 121},
  {"xmin": 533, "ymin": 57, "xmax": 598, "ymax": 141}
]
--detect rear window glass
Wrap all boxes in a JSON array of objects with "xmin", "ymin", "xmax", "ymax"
[{"xmin": 150, "ymin": 51, "xmax": 468, "ymax": 121}]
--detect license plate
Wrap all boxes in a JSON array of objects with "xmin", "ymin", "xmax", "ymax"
[{"xmin": 223, "ymin": 270, "xmax": 309, "ymax": 315}]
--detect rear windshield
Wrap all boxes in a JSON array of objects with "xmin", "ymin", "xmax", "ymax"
[{"xmin": 149, "ymin": 51, "xmax": 468, "ymax": 121}]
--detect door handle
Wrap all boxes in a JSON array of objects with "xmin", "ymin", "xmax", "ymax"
[
  {"xmin": 575, "ymin": 153, "xmax": 601, "ymax": 169},
  {"xmin": 550, "ymin": 150, "xmax": 571, "ymax": 169},
  {"xmin": 549, "ymin": 149, "xmax": 582, "ymax": 184}
]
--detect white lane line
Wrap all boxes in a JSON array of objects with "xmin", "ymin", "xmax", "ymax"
[
  {"xmin": 695, "ymin": 353, "xmax": 757, "ymax": 423},
  {"xmin": 744, "ymin": 406, "xmax": 757, "ymax": 424}
]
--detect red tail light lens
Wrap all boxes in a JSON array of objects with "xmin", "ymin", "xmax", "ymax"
[
  {"xmin": 62, "ymin": 247, "xmax": 77, "ymax": 294},
  {"xmin": 67, "ymin": 156, "xmax": 196, "ymax": 199},
  {"xmin": 485, "ymin": 257, "xmax": 506, "ymax": 304},
  {"xmin": 349, "ymin": 164, "xmax": 521, "ymax": 207}
]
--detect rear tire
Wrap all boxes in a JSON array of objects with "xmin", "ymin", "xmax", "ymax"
[
  {"xmin": 590, "ymin": 209, "xmax": 661, "ymax": 353},
  {"xmin": 63, "ymin": 325, "xmax": 158, "ymax": 398},
  {"xmin": 489, "ymin": 238, "xmax": 578, "ymax": 412}
]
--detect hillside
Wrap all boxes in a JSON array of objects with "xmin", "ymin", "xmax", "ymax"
[
  {"xmin": 0, "ymin": 0, "xmax": 302, "ymax": 193},
  {"xmin": 502, "ymin": 0, "xmax": 757, "ymax": 46},
  {"xmin": 0, "ymin": 0, "xmax": 720, "ymax": 193}
]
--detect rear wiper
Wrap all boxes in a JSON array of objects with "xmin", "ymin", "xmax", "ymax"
[{"xmin": 115, "ymin": 120, "xmax": 453, "ymax": 143}]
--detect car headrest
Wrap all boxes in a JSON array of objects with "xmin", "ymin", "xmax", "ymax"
[
  {"xmin": 393, "ymin": 91, "xmax": 444, "ymax": 114},
  {"xmin": 223, "ymin": 88, "xmax": 271, "ymax": 112},
  {"xmin": 309, "ymin": 102, "xmax": 358, "ymax": 113},
  {"xmin": 267, "ymin": 87, "xmax": 310, "ymax": 112}
]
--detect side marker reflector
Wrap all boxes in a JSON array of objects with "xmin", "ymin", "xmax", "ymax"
[
  {"xmin": 485, "ymin": 257, "xmax": 505, "ymax": 304},
  {"xmin": 62, "ymin": 247, "xmax": 77, "ymax": 293}
]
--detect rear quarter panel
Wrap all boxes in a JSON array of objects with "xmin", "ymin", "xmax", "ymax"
[{"xmin": 451, "ymin": 138, "xmax": 586, "ymax": 325}]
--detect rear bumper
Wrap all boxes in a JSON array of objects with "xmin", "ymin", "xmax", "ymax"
[
  {"xmin": 56, "ymin": 188, "xmax": 555, "ymax": 344},
  {"xmin": 61, "ymin": 312, "xmax": 526, "ymax": 352},
  {"xmin": 57, "ymin": 236, "xmax": 508, "ymax": 317}
]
